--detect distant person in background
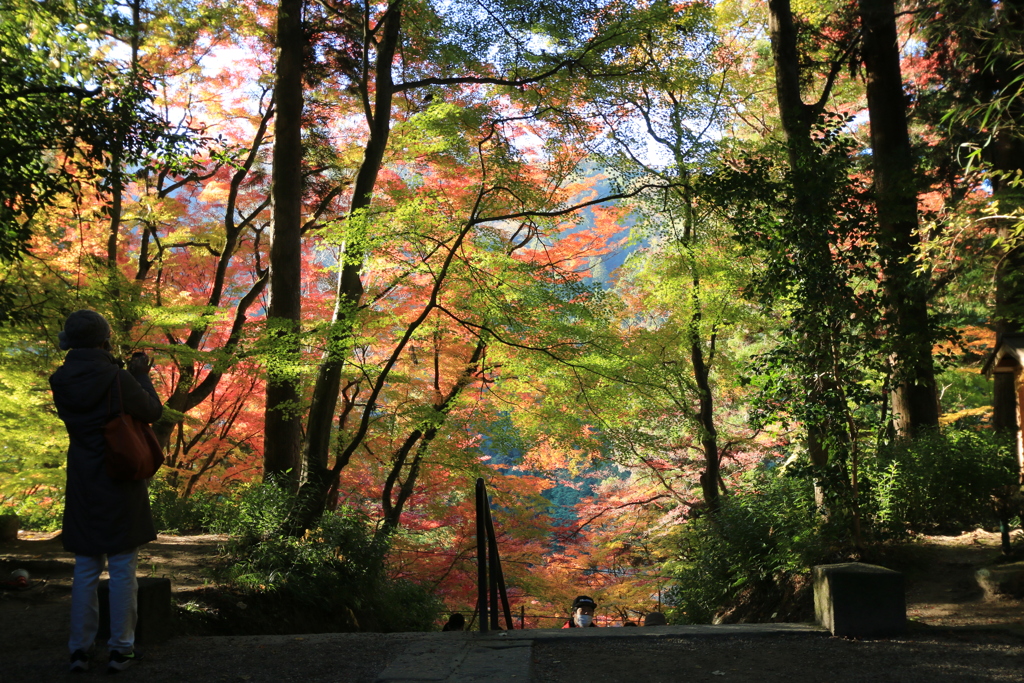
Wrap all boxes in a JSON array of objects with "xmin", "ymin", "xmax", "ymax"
[
  {"xmin": 623, "ymin": 620, "xmax": 638, "ymax": 627},
  {"xmin": 442, "ymin": 613, "xmax": 465, "ymax": 631},
  {"xmin": 643, "ymin": 611, "xmax": 668, "ymax": 626},
  {"xmin": 50, "ymin": 310, "xmax": 163, "ymax": 673},
  {"xmin": 562, "ymin": 595, "xmax": 599, "ymax": 628}
]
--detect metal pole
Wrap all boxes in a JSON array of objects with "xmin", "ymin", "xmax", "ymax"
[
  {"xmin": 484, "ymin": 494, "xmax": 515, "ymax": 630},
  {"xmin": 485, "ymin": 488, "xmax": 500, "ymax": 629},
  {"xmin": 475, "ymin": 478, "xmax": 488, "ymax": 633},
  {"xmin": 489, "ymin": 530, "xmax": 500, "ymax": 630},
  {"xmin": 520, "ymin": 605, "xmax": 525, "ymax": 630}
]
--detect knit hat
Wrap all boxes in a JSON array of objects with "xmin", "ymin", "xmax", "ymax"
[{"xmin": 58, "ymin": 310, "xmax": 111, "ymax": 350}]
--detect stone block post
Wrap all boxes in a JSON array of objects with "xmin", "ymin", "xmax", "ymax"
[
  {"xmin": 0, "ymin": 514, "xmax": 19, "ymax": 542},
  {"xmin": 813, "ymin": 562, "xmax": 906, "ymax": 638},
  {"xmin": 98, "ymin": 577, "xmax": 172, "ymax": 644}
]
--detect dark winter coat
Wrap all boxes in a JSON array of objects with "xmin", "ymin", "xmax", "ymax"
[{"xmin": 50, "ymin": 348, "xmax": 163, "ymax": 556}]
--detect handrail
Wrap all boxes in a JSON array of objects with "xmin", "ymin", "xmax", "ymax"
[
  {"xmin": 475, "ymin": 477, "xmax": 515, "ymax": 631},
  {"xmin": 476, "ymin": 478, "xmax": 488, "ymax": 631},
  {"xmin": 485, "ymin": 491, "xmax": 514, "ymax": 629}
]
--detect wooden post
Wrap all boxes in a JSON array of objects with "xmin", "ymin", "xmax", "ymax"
[
  {"xmin": 484, "ymin": 493, "xmax": 515, "ymax": 629},
  {"xmin": 475, "ymin": 478, "xmax": 488, "ymax": 633},
  {"xmin": 489, "ymin": 522, "xmax": 500, "ymax": 630}
]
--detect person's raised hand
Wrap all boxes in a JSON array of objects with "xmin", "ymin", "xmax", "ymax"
[{"xmin": 127, "ymin": 351, "xmax": 151, "ymax": 375}]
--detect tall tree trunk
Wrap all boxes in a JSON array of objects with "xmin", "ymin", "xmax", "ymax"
[
  {"xmin": 284, "ymin": 1, "xmax": 404, "ymax": 530},
  {"xmin": 768, "ymin": 0, "xmax": 814, "ymax": 153},
  {"xmin": 676, "ymin": 176, "xmax": 722, "ymax": 513},
  {"xmin": 988, "ymin": 3, "xmax": 1024, "ymax": 475},
  {"xmin": 859, "ymin": 0, "xmax": 939, "ymax": 437},
  {"xmin": 691, "ymin": 308, "xmax": 720, "ymax": 513},
  {"xmin": 105, "ymin": 0, "xmax": 140, "ymax": 269},
  {"xmin": 263, "ymin": 0, "xmax": 306, "ymax": 488},
  {"xmin": 767, "ymin": 0, "xmax": 847, "ymax": 470}
]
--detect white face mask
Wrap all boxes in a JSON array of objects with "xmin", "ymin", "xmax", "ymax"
[{"xmin": 575, "ymin": 613, "xmax": 593, "ymax": 627}]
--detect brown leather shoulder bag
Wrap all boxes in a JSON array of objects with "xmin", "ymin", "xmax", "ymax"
[{"xmin": 103, "ymin": 375, "xmax": 164, "ymax": 481}]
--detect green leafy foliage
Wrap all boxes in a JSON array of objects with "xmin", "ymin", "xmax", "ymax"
[
  {"xmin": 0, "ymin": 0, "xmax": 188, "ymax": 265},
  {"xmin": 711, "ymin": 117, "xmax": 886, "ymax": 447},
  {"xmin": 1, "ymin": 0, "xmax": 108, "ymax": 261},
  {"xmin": 643, "ymin": 425, "xmax": 1018, "ymax": 624},
  {"xmin": 148, "ymin": 477, "xmax": 225, "ymax": 534},
  {"xmin": 863, "ymin": 428, "xmax": 1018, "ymax": 535},
  {"xmin": 151, "ymin": 479, "xmax": 442, "ymax": 631},
  {"xmin": 199, "ymin": 482, "xmax": 442, "ymax": 632},
  {"xmin": 664, "ymin": 462, "xmax": 840, "ymax": 624},
  {"xmin": 0, "ymin": 325, "xmax": 66, "ymax": 529}
]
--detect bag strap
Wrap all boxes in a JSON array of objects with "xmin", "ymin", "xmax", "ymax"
[{"xmin": 107, "ymin": 373, "xmax": 125, "ymax": 419}]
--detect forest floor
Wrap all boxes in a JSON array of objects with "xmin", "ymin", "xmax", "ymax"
[{"xmin": 0, "ymin": 529, "xmax": 1022, "ymax": 681}]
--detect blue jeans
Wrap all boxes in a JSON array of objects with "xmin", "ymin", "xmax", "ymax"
[{"xmin": 68, "ymin": 549, "xmax": 139, "ymax": 654}]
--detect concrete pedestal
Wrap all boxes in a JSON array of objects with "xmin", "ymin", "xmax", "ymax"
[
  {"xmin": 98, "ymin": 576, "xmax": 172, "ymax": 644},
  {"xmin": 813, "ymin": 563, "xmax": 906, "ymax": 638},
  {"xmin": 0, "ymin": 514, "xmax": 19, "ymax": 542}
]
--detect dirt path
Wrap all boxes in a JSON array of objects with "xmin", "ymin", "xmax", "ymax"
[
  {"xmin": 893, "ymin": 529, "xmax": 1024, "ymax": 628},
  {"xmin": 0, "ymin": 530, "xmax": 228, "ymax": 591},
  {"xmin": 0, "ymin": 532, "xmax": 228, "ymax": 657}
]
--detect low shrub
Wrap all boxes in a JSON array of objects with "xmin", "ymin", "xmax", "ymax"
[
  {"xmin": 863, "ymin": 428, "xmax": 1018, "ymax": 535},
  {"xmin": 218, "ymin": 484, "xmax": 442, "ymax": 633},
  {"xmin": 664, "ymin": 462, "xmax": 843, "ymax": 624},
  {"xmin": 149, "ymin": 477, "xmax": 224, "ymax": 534},
  {"xmin": 4, "ymin": 494, "xmax": 63, "ymax": 531},
  {"xmin": 149, "ymin": 475, "xmax": 294, "ymax": 535},
  {"xmin": 664, "ymin": 426, "xmax": 1020, "ymax": 625},
  {"xmin": 151, "ymin": 479, "xmax": 441, "ymax": 632}
]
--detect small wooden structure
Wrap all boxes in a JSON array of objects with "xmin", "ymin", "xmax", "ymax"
[{"xmin": 982, "ymin": 334, "xmax": 1024, "ymax": 478}]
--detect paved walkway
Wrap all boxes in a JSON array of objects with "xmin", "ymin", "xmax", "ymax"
[
  {"xmin": 5, "ymin": 620, "xmax": 1023, "ymax": 682},
  {"xmin": 374, "ymin": 624, "xmax": 826, "ymax": 682},
  {"xmin": 0, "ymin": 621, "xmax": 827, "ymax": 682}
]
